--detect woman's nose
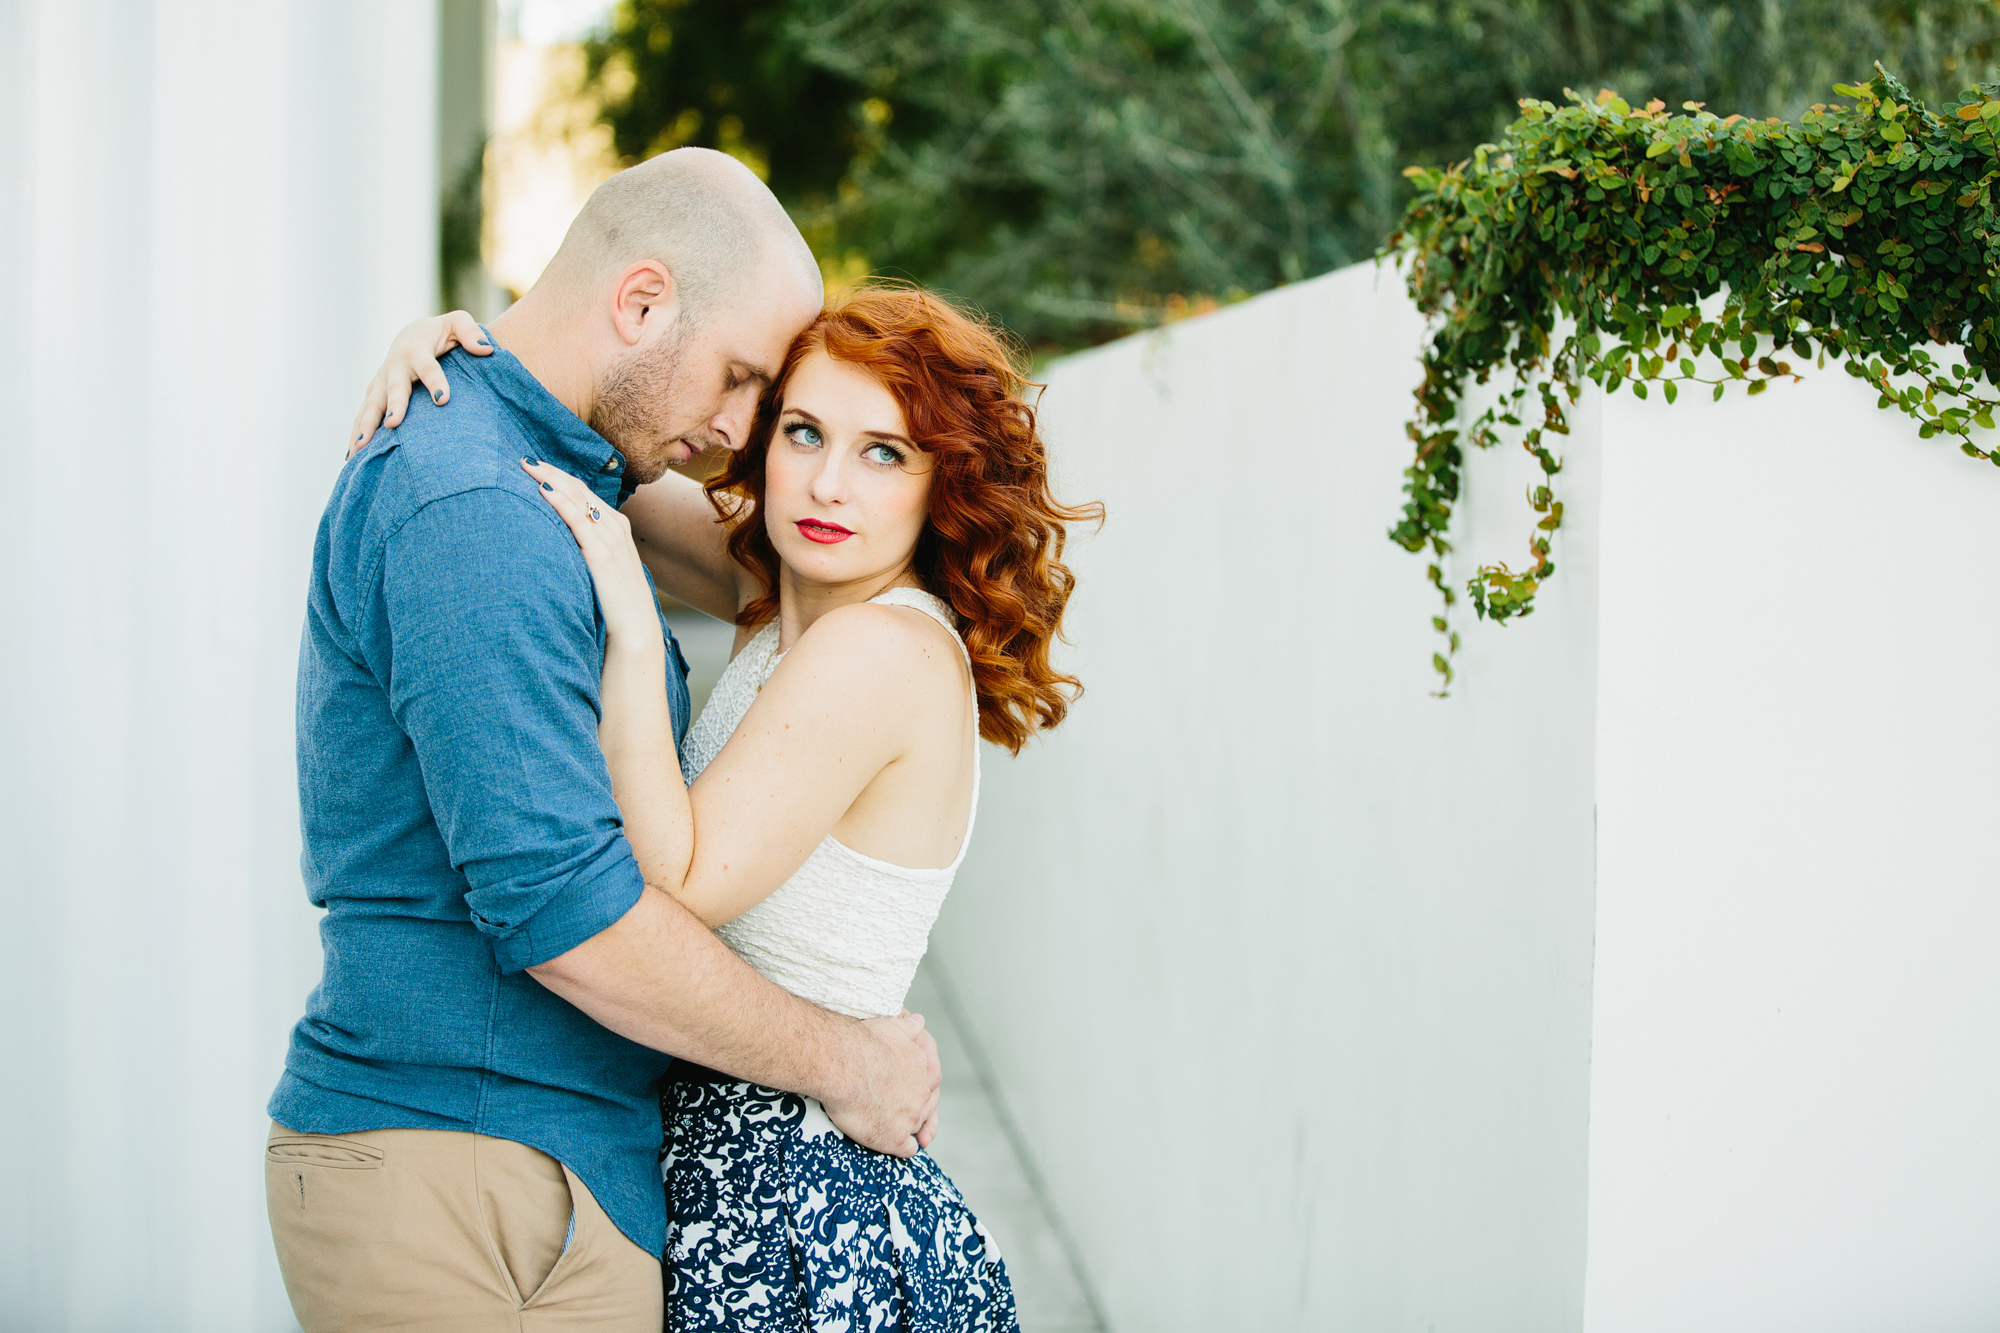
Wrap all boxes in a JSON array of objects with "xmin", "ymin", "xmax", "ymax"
[{"xmin": 807, "ymin": 453, "xmax": 849, "ymax": 504}]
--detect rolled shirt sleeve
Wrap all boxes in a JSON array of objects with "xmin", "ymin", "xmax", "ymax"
[{"xmin": 372, "ymin": 486, "xmax": 643, "ymax": 972}]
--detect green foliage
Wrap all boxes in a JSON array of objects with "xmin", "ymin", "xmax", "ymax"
[
  {"xmin": 584, "ymin": 1, "xmax": 2000, "ymax": 349},
  {"xmin": 1384, "ymin": 66, "xmax": 2000, "ymax": 693},
  {"xmin": 583, "ymin": 0, "xmax": 891, "ymax": 206}
]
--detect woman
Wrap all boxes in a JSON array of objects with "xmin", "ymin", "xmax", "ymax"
[{"xmin": 357, "ymin": 284, "xmax": 1098, "ymax": 1331}]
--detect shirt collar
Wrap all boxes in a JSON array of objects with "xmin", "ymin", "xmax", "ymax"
[{"xmin": 467, "ymin": 326, "xmax": 637, "ymax": 505}]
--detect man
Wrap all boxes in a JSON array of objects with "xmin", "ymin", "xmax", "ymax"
[{"xmin": 266, "ymin": 149, "xmax": 941, "ymax": 1331}]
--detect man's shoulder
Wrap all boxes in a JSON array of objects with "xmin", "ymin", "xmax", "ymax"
[
  {"xmin": 326, "ymin": 419, "xmax": 571, "ymax": 592},
  {"xmin": 374, "ymin": 388, "xmax": 521, "ymax": 496},
  {"xmin": 343, "ymin": 387, "xmax": 554, "ymax": 520}
]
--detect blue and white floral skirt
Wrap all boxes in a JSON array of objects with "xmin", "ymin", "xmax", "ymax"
[{"xmin": 661, "ymin": 1071, "xmax": 1018, "ymax": 1333}]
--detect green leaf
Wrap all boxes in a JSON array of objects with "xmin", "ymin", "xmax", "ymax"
[{"xmin": 1384, "ymin": 74, "xmax": 2000, "ymax": 692}]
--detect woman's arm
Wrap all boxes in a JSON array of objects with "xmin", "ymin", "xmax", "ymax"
[
  {"xmin": 524, "ymin": 460, "xmax": 696, "ymax": 895},
  {"xmin": 527, "ymin": 460, "xmax": 958, "ymax": 929},
  {"xmin": 619, "ymin": 472, "xmax": 754, "ymax": 624},
  {"xmin": 348, "ymin": 311, "xmax": 491, "ymax": 454},
  {"xmin": 676, "ymin": 603, "xmax": 952, "ymax": 924}
]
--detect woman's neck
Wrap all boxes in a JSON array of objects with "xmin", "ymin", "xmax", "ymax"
[{"xmin": 774, "ymin": 561, "xmax": 925, "ymax": 650}]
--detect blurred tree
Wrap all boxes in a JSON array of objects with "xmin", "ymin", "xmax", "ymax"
[
  {"xmin": 584, "ymin": 0, "xmax": 2000, "ymax": 346},
  {"xmin": 582, "ymin": 0, "xmax": 896, "ymax": 204}
]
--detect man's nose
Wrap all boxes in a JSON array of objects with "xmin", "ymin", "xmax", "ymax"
[
  {"xmin": 709, "ymin": 387, "xmax": 761, "ymax": 452},
  {"xmin": 705, "ymin": 413, "xmax": 739, "ymax": 452}
]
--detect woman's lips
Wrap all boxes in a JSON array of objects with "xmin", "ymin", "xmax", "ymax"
[{"xmin": 796, "ymin": 518, "xmax": 853, "ymax": 544}]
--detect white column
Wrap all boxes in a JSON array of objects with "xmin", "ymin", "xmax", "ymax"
[
  {"xmin": 1585, "ymin": 368, "xmax": 2000, "ymax": 1330},
  {"xmin": 0, "ymin": 3, "xmax": 439, "ymax": 1327}
]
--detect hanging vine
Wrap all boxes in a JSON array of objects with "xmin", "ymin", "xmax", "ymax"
[{"xmin": 1383, "ymin": 66, "xmax": 2000, "ymax": 694}]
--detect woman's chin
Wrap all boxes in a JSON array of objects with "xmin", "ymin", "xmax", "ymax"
[
  {"xmin": 774, "ymin": 538, "xmax": 863, "ymax": 584},
  {"xmin": 775, "ymin": 538, "xmax": 912, "ymax": 594}
]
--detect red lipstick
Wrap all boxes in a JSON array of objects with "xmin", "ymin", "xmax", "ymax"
[{"xmin": 796, "ymin": 518, "xmax": 853, "ymax": 544}]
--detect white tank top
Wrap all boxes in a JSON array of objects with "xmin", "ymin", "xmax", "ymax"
[{"xmin": 677, "ymin": 586, "xmax": 980, "ymax": 1019}]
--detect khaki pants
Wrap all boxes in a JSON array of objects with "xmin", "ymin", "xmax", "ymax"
[{"xmin": 266, "ymin": 1122, "xmax": 662, "ymax": 1332}]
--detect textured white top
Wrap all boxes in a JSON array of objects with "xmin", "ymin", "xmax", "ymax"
[{"xmin": 679, "ymin": 587, "xmax": 980, "ymax": 1019}]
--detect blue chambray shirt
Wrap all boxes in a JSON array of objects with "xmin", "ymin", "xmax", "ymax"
[{"xmin": 269, "ymin": 337, "xmax": 692, "ymax": 1259}]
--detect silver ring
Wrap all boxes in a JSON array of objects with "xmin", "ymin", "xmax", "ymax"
[{"xmin": 588, "ymin": 506, "xmax": 602, "ymax": 523}]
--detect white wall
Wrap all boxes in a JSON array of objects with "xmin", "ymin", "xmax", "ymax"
[
  {"xmin": 930, "ymin": 262, "xmax": 1604, "ymax": 1331},
  {"xmin": 1586, "ymin": 377, "xmax": 2000, "ymax": 1329},
  {"xmin": 931, "ymin": 260, "xmax": 2000, "ymax": 1331},
  {"xmin": 0, "ymin": 4, "xmax": 440, "ymax": 1328}
]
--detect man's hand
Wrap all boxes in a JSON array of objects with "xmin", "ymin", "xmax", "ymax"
[{"xmin": 821, "ymin": 1012, "xmax": 942, "ymax": 1157}]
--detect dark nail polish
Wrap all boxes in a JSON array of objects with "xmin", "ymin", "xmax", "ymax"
[
  {"xmin": 476, "ymin": 338, "xmax": 490, "ymax": 347},
  {"xmin": 433, "ymin": 391, "xmax": 443, "ymax": 403},
  {"xmin": 540, "ymin": 481, "xmax": 553, "ymax": 491}
]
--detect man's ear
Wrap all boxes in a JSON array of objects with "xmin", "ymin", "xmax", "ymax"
[{"xmin": 610, "ymin": 261, "xmax": 675, "ymax": 346}]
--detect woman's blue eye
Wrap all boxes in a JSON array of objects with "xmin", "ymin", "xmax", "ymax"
[
  {"xmin": 785, "ymin": 422, "xmax": 821, "ymax": 446},
  {"xmin": 863, "ymin": 441, "xmax": 903, "ymax": 464}
]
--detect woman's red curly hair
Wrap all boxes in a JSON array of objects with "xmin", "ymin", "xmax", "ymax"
[{"xmin": 705, "ymin": 282, "xmax": 1101, "ymax": 754}]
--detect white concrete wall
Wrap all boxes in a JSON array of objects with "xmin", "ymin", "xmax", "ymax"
[
  {"xmin": 930, "ymin": 260, "xmax": 2000, "ymax": 1330},
  {"xmin": 0, "ymin": 4, "xmax": 440, "ymax": 1328},
  {"xmin": 1586, "ymin": 377, "xmax": 2000, "ymax": 1329},
  {"xmin": 930, "ymin": 262, "xmax": 1604, "ymax": 1331}
]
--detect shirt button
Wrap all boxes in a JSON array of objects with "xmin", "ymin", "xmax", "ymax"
[{"xmin": 606, "ymin": 458, "xmax": 621, "ymax": 473}]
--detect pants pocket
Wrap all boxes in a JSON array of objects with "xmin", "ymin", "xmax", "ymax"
[
  {"xmin": 475, "ymin": 1135, "xmax": 573, "ymax": 1305},
  {"xmin": 266, "ymin": 1134, "xmax": 386, "ymax": 1171},
  {"xmin": 266, "ymin": 1130, "xmax": 387, "ymax": 1221},
  {"xmin": 265, "ymin": 1127, "xmax": 397, "ymax": 1332}
]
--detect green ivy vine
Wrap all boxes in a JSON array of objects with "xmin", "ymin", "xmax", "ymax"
[{"xmin": 1383, "ymin": 66, "xmax": 2000, "ymax": 694}]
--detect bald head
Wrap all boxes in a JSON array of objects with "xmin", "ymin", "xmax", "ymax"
[
  {"xmin": 491, "ymin": 148, "xmax": 825, "ymax": 482},
  {"xmin": 540, "ymin": 147, "xmax": 821, "ymax": 323}
]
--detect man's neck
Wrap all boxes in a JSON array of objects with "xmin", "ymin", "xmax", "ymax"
[{"xmin": 489, "ymin": 296, "xmax": 597, "ymax": 425}]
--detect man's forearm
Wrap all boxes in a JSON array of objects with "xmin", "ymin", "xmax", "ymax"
[{"xmin": 526, "ymin": 884, "xmax": 858, "ymax": 1103}]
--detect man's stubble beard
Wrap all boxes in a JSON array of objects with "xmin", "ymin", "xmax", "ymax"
[{"xmin": 590, "ymin": 317, "xmax": 699, "ymax": 486}]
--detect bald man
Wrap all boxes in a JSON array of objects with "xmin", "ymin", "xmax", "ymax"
[{"xmin": 266, "ymin": 150, "xmax": 941, "ymax": 1331}]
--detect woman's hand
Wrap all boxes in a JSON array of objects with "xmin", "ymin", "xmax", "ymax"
[
  {"xmin": 524, "ymin": 459, "xmax": 661, "ymax": 648},
  {"xmin": 347, "ymin": 311, "xmax": 491, "ymax": 456}
]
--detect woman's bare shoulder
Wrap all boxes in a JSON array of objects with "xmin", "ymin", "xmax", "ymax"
[{"xmin": 785, "ymin": 601, "xmax": 968, "ymax": 700}]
